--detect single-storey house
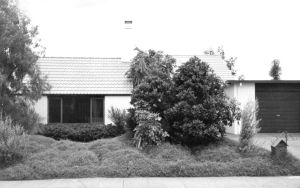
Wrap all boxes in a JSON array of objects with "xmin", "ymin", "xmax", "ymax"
[{"xmin": 34, "ymin": 56, "xmax": 300, "ymax": 134}]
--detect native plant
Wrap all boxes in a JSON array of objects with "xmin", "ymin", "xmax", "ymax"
[
  {"xmin": 108, "ymin": 107, "xmax": 127, "ymax": 133},
  {"xmin": 0, "ymin": 0, "xmax": 50, "ymax": 132},
  {"xmin": 269, "ymin": 59, "xmax": 282, "ymax": 80},
  {"xmin": 134, "ymin": 110, "xmax": 169, "ymax": 149},
  {"xmin": 131, "ymin": 75, "xmax": 174, "ymax": 115},
  {"xmin": 126, "ymin": 49, "xmax": 176, "ymax": 88},
  {"xmin": 127, "ymin": 50, "xmax": 175, "ymax": 146},
  {"xmin": 165, "ymin": 56, "xmax": 240, "ymax": 145},
  {"xmin": 0, "ymin": 116, "xmax": 27, "ymax": 167},
  {"xmin": 239, "ymin": 100, "xmax": 261, "ymax": 152},
  {"xmin": 128, "ymin": 51, "xmax": 241, "ymax": 147}
]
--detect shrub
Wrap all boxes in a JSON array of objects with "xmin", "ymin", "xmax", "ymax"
[
  {"xmin": 125, "ymin": 108, "xmax": 138, "ymax": 132},
  {"xmin": 131, "ymin": 75, "xmax": 174, "ymax": 114},
  {"xmin": 126, "ymin": 49, "xmax": 176, "ymax": 88},
  {"xmin": 38, "ymin": 123, "xmax": 124, "ymax": 142},
  {"xmin": 5, "ymin": 99, "xmax": 42, "ymax": 133},
  {"xmin": 107, "ymin": 107, "xmax": 127, "ymax": 133},
  {"xmin": 239, "ymin": 100, "xmax": 261, "ymax": 152},
  {"xmin": 0, "ymin": 116, "xmax": 27, "ymax": 167},
  {"xmin": 165, "ymin": 57, "xmax": 240, "ymax": 145},
  {"xmin": 134, "ymin": 110, "xmax": 169, "ymax": 149}
]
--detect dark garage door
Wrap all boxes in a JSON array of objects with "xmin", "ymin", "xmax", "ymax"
[{"xmin": 256, "ymin": 83, "xmax": 300, "ymax": 133}]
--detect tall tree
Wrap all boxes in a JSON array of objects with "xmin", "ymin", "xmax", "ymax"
[
  {"xmin": 269, "ymin": 59, "xmax": 281, "ymax": 80},
  {"xmin": 0, "ymin": 0, "xmax": 49, "ymax": 131}
]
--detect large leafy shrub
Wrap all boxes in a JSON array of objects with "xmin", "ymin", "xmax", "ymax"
[
  {"xmin": 165, "ymin": 57, "xmax": 240, "ymax": 145},
  {"xmin": 0, "ymin": 116, "xmax": 27, "ymax": 167},
  {"xmin": 134, "ymin": 110, "xmax": 169, "ymax": 149},
  {"xmin": 127, "ymin": 50, "xmax": 176, "ymax": 145},
  {"xmin": 131, "ymin": 75, "xmax": 174, "ymax": 114},
  {"xmin": 38, "ymin": 123, "xmax": 124, "ymax": 142},
  {"xmin": 239, "ymin": 100, "xmax": 261, "ymax": 152}
]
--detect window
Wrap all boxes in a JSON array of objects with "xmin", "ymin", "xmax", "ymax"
[
  {"xmin": 91, "ymin": 98, "xmax": 104, "ymax": 123},
  {"xmin": 63, "ymin": 96, "xmax": 90, "ymax": 123},
  {"xmin": 48, "ymin": 96, "xmax": 104, "ymax": 124},
  {"xmin": 48, "ymin": 98, "xmax": 61, "ymax": 123}
]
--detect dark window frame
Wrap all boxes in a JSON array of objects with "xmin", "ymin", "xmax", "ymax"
[{"xmin": 47, "ymin": 95, "xmax": 105, "ymax": 124}]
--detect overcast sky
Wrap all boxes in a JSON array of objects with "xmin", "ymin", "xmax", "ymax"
[{"xmin": 19, "ymin": 0, "xmax": 300, "ymax": 80}]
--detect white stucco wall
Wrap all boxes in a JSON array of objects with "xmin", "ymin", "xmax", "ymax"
[
  {"xmin": 104, "ymin": 96, "xmax": 132, "ymax": 124},
  {"xmin": 225, "ymin": 82, "xmax": 255, "ymax": 134},
  {"xmin": 34, "ymin": 96, "xmax": 48, "ymax": 124}
]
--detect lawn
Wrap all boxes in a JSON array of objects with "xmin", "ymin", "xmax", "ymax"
[{"xmin": 0, "ymin": 134, "xmax": 300, "ymax": 180}]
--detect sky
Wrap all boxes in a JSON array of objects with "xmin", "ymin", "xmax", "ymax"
[{"xmin": 18, "ymin": 0, "xmax": 300, "ymax": 80}]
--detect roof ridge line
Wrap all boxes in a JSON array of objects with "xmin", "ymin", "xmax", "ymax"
[{"xmin": 39, "ymin": 57, "xmax": 122, "ymax": 59}]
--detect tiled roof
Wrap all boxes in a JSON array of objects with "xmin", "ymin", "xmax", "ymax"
[
  {"xmin": 38, "ymin": 57, "xmax": 132, "ymax": 95},
  {"xmin": 173, "ymin": 55, "xmax": 235, "ymax": 81},
  {"xmin": 38, "ymin": 55, "xmax": 234, "ymax": 95}
]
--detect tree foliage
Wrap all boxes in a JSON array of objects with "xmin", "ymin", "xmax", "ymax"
[
  {"xmin": 129, "ymin": 50, "xmax": 241, "ymax": 147},
  {"xmin": 165, "ymin": 57, "xmax": 240, "ymax": 145},
  {"xmin": 269, "ymin": 59, "xmax": 281, "ymax": 80},
  {"xmin": 0, "ymin": 0, "xmax": 50, "ymax": 131},
  {"xmin": 131, "ymin": 75, "xmax": 174, "ymax": 114},
  {"xmin": 126, "ymin": 49, "xmax": 176, "ymax": 88},
  {"xmin": 134, "ymin": 110, "xmax": 169, "ymax": 149}
]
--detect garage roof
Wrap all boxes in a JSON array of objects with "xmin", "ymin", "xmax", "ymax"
[
  {"xmin": 227, "ymin": 80, "xmax": 300, "ymax": 84},
  {"xmin": 38, "ymin": 56, "xmax": 234, "ymax": 95}
]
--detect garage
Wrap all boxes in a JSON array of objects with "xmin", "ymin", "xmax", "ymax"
[{"xmin": 256, "ymin": 82, "xmax": 300, "ymax": 133}]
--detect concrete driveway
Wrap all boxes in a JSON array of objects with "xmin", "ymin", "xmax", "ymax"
[{"xmin": 227, "ymin": 133, "xmax": 300, "ymax": 160}]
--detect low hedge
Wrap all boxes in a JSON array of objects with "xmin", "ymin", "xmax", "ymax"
[{"xmin": 38, "ymin": 123, "xmax": 124, "ymax": 142}]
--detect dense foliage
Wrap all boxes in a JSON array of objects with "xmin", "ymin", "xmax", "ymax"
[
  {"xmin": 128, "ymin": 50, "xmax": 240, "ymax": 147},
  {"xmin": 125, "ymin": 108, "xmax": 138, "ymax": 132},
  {"xmin": 269, "ymin": 59, "xmax": 281, "ymax": 80},
  {"xmin": 134, "ymin": 110, "xmax": 169, "ymax": 148},
  {"xmin": 131, "ymin": 75, "xmax": 174, "ymax": 114},
  {"xmin": 0, "ymin": 0, "xmax": 50, "ymax": 132},
  {"xmin": 165, "ymin": 57, "xmax": 240, "ymax": 145},
  {"xmin": 239, "ymin": 100, "xmax": 261, "ymax": 152},
  {"xmin": 38, "ymin": 123, "xmax": 124, "ymax": 142},
  {"xmin": 107, "ymin": 107, "xmax": 127, "ymax": 133},
  {"xmin": 0, "ymin": 116, "xmax": 26, "ymax": 167},
  {"xmin": 126, "ymin": 49, "xmax": 176, "ymax": 88},
  {"xmin": 127, "ymin": 50, "xmax": 176, "ymax": 146},
  {"xmin": 5, "ymin": 98, "xmax": 41, "ymax": 133}
]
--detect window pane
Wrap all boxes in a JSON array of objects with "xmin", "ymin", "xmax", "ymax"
[
  {"xmin": 75, "ymin": 97, "xmax": 90, "ymax": 123},
  {"xmin": 49, "ymin": 98, "xmax": 61, "ymax": 123},
  {"xmin": 92, "ymin": 98, "xmax": 103, "ymax": 123},
  {"xmin": 63, "ymin": 96, "xmax": 90, "ymax": 123}
]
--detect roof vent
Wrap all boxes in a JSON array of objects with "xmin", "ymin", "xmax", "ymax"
[{"xmin": 124, "ymin": 20, "xmax": 133, "ymax": 29}]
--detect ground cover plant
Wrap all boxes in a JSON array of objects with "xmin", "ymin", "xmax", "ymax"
[{"xmin": 0, "ymin": 134, "xmax": 299, "ymax": 180}]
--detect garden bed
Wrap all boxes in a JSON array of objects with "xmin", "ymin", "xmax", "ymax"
[{"xmin": 0, "ymin": 134, "xmax": 299, "ymax": 180}]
